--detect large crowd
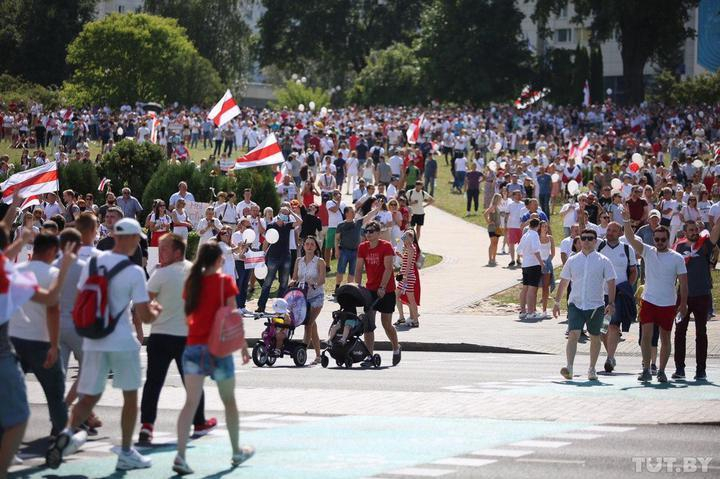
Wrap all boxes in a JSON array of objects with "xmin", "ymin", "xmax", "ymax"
[{"xmin": 0, "ymin": 99, "xmax": 719, "ymax": 476}]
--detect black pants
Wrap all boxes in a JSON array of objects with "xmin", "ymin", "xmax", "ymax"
[
  {"xmin": 140, "ymin": 334, "xmax": 205, "ymax": 426},
  {"xmin": 675, "ymin": 294, "xmax": 710, "ymax": 372},
  {"xmin": 466, "ymin": 189, "xmax": 479, "ymax": 212},
  {"xmin": 213, "ymin": 139, "xmax": 223, "ymax": 157}
]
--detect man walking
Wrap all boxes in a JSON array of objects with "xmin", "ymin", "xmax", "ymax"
[
  {"xmin": 621, "ymin": 209, "xmax": 687, "ymax": 383},
  {"xmin": 406, "ymin": 181, "xmax": 433, "ymax": 241},
  {"xmin": 355, "ymin": 221, "xmax": 401, "ymax": 366},
  {"xmin": 517, "ymin": 219, "xmax": 544, "ymax": 320},
  {"xmin": 553, "ymin": 228, "xmax": 616, "ymax": 381}
]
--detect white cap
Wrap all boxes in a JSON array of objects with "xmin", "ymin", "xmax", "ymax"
[
  {"xmin": 272, "ymin": 298, "xmax": 289, "ymax": 315},
  {"xmin": 113, "ymin": 218, "xmax": 147, "ymax": 239}
]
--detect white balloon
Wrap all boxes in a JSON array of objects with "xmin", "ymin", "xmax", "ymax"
[
  {"xmin": 117, "ymin": 127, "xmax": 124, "ymax": 136},
  {"xmin": 265, "ymin": 228, "xmax": 280, "ymax": 244},
  {"xmin": 567, "ymin": 180, "xmax": 579, "ymax": 195},
  {"xmin": 631, "ymin": 153, "xmax": 644, "ymax": 168},
  {"xmin": 308, "ymin": 101, "xmax": 316, "ymax": 111},
  {"xmin": 606, "ymin": 88, "xmax": 613, "ymax": 95},
  {"xmin": 320, "ymin": 106, "xmax": 328, "ymax": 118},
  {"xmin": 298, "ymin": 104, "xmax": 305, "ymax": 112},
  {"xmin": 254, "ymin": 263, "xmax": 268, "ymax": 280},
  {"xmin": 551, "ymin": 173, "xmax": 560, "ymax": 182},
  {"xmin": 487, "ymin": 160, "xmax": 497, "ymax": 172},
  {"xmin": 693, "ymin": 159, "xmax": 704, "ymax": 168},
  {"xmin": 242, "ymin": 228, "xmax": 256, "ymax": 244},
  {"xmin": 499, "ymin": 161, "xmax": 507, "ymax": 170},
  {"xmin": 611, "ymin": 178, "xmax": 622, "ymax": 190},
  {"xmin": 699, "ymin": 111, "xmax": 705, "ymax": 118},
  {"xmin": 291, "ymin": 73, "xmax": 298, "ymax": 80},
  {"xmin": 493, "ymin": 142, "xmax": 502, "ymax": 154}
]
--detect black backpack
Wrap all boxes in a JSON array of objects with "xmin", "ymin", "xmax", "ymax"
[{"xmin": 597, "ymin": 240, "xmax": 634, "ymax": 282}]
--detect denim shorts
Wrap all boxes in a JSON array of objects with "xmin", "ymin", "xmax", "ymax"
[
  {"xmin": 336, "ymin": 248, "xmax": 357, "ymax": 274},
  {"xmin": 0, "ymin": 354, "xmax": 30, "ymax": 428},
  {"xmin": 307, "ymin": 293, "xmax": 324, "ymax": 309},
  {"xmin": 182, "ymin": 345, "xmax": 235, "ymax": 382}
]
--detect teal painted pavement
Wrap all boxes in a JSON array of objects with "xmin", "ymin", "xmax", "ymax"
[{"xmin": 12, "ymin": 416, "xmax": 590, "ymax": 479}]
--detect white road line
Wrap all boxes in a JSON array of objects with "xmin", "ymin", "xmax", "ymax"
[
  {"xmin": 241, "ymin": 414, "xmax": 281, "ymax": 421},
  {"xmin": 545, "ymin": 432, "xmax": 603, "ymax": 440},
  {"xmin": 582, "ymin": 426, "xmax": 636, "ymax": 433},
  {"xmin": 517, "ymin": 458, "xmax": 586, "ymax": 465},
  {"xmin": 272, "ymin": 415, "xmax": 328, "ymax": 422},
  {"xmin": 386, "ymin": 468, "xmax": 455, "ymax": 477},
  {"xmin": 442, "ymin": 385, "xmax": 472, "ymax": 390},
  {"xmin": 473, "ymin": 384, "xmax": 521, "ymax": 389},
  {"xmin": 510, "ymin": 440, "xmax": 572, "ymax": 448},
  {"xmin": 240, "ymin": 422, "xmax": 283, "ymax": 429},
  {"xmin": 471, "ymin": 448, "xmax": 534, "ymax": 458},
  {"xmin": 451, "ymin": 388, "xmax": 503, "ymax": 393},
  {"xmin": 433, "ymin": 458, "xmax": 497, "ymax": 467}
]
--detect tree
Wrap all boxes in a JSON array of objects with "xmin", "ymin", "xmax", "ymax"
[
  {"xmin": 535, "ymin": 48, "xmax": 576, "ymax": 105},
  {"xmin": 572, "ymin": 45, "xmax": 590, "ymax": 105},
  {"xmin": 0, "ymin": 0, "xmax": 97, "ymax": 87},
  {"xmin": 144, "ymin": 0, "xmax": 253, "ymax": 87},
  {"xmin": 59, "ymin": 161, "xmax": 99, "ymax": 198},
  {"xmin": 589, "ymin": 45, "xmax": 604, "ymax": 103},
  {"xmin": 348, "ymin": 43, "xmax": 426, "ymax": 106},
  {"xmin": 63, "ymin": 13, "xmax": 223, "ymax": 107},
  {"xmin": 270, "ymin": 81, "xmax": 331, "ymax": 111},
  {"xmin": 417, "ymin": 0, "xmax": 532, "ymax": 104},
  {"xmin": 258, "ymin": 0, "xmax": 423, "ymax": 87},
  {"xmin": 97, "ymin": 139, "xmax": 166, "ymax": 202},
  {"xmin": 531, "ymin": 0, "xmax": 700, "ymax": 104},
  {"xmin": 648, "ymin": 69, "xmax": 720, "ymax": 105}
]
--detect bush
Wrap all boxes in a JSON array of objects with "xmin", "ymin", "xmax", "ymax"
[
  {"xmin": 270, "ymin": 80, "xmax": 330, "ymax": 111},
  {"xmin": 98, "ymin": 140, "xmax": 165, "ymax": 202},
  {"xmin": 186, "ymin": 232, "xmax": 200, "ymax": 260},
  {"xmin": 348, "ymin": 44, "xmax": 425, "ymax": 106},
  {"xmin": 649, "ymin": 70, "xmax": 720, "ymax": 105},
  {"xmin": 59, "ymin": 161, "xmax": 100, "ymax": 197},
  {"xmin": 0, "ymin": 74, "xmax": 64, "ymax": 110}
]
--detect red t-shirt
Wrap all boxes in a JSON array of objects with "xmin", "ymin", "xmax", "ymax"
[
  {"xmin": 358, "ymin": 240, "xmax": 396, "ymax": 292},
  {"xmin": 627, "ymin": 197, "xmax": 648, "ymax": 221},
  {"xmin": 185, "ymin": 273, "xmax": 239, "ymax": 345}
]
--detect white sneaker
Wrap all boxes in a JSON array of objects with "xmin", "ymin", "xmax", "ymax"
[
  {"xmin": 64, "ymin": 430, "xmax": 87, "ymax": 457},
  {"xmin": 11, "ymin": 455, "xmax": 23, "ymax": 466},
  {"xmin": 114, "ymin": 447, "xmax": 152, "ymax": 471},
  {"xmin": 588, "ymin": 367, "xmax": 598, "ymax": 381},
  {"xmin": 519, "ymin": 312, "xmax": 528, "ymax": 319}
]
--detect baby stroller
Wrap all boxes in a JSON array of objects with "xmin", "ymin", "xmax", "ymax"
[
  {"xmin": 251, "ymin": 288, "xmax": 308, "ymax": 367},
  {"xmin": 321, "ymin": 284, "xmax": 381, "ymax": 368}
]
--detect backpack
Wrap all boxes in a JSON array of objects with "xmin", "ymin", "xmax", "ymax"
[
  {"xmin": 72, "ymin": 256, "xmax": 134, "ymax": 339},
  {"xmin": 597, "ymin": 240, "xmax": 633, "ymax": 281}
]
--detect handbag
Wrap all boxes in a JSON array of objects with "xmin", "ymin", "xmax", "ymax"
[{"xmin": 208, "ymin": 275, "xmax": 246, "ymax": 357}]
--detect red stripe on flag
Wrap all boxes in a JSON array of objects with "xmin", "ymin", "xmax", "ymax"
[
  {"xmin": 214, "ymin": 98, "xmax": 238, "ymax": 127},
  {"xmin": 2, "ymin": 170, "xmax": 59, "ymax": 198},
  {"xmin": 236, "ymin": 142, "xmax": 282, "ymax": 164}
]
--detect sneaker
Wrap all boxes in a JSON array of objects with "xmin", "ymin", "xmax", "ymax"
[
  {"xmin": 638, "ymin": 369, "xmax": 652, "ymax": 382},
  {"xmin": 12, "ymin": 455, "xmax": 23, "ymax": 466},
  {"xmin": 517, "ymin": 258, "xmax": 522, "ymax": 266},
  {"xmin": 542, "ymin": 311, "xmax": 551, "ymax": 319},
  {"xmin": 671, "ymin": 368, "xmax": 685, "ymax": 379},
  {"xmin": 79, "ymin": 422, "xmax": 98, "ymax": 437},
  {"xmin": 508, "ymin": 261, "xmax": 516, "ymax": 268},
  {"xmin": 193, "ymin": 417, "xmax": 218, "ymax": 437},
  {"xmin": 695, "ymin": 370, "xmax": 707, "ymax": 381},
  {"xmin": 138, "ymin": 423, "xmax": 153, "ymax": 445},
  {"xmin": 519, "ymin": 312, "xmax": 527, "ymax": 320},
  {"xmin": 45, "ymin": 429, "xmax": 79, "ymax": 469},
  {"xmin": 114, "ymin": 447, "xmax": 152, "ymax": 471},
  {"xmin": 657, "ymin": 370, "xmax": 668, "ymax": 383},
  {"xmin": 231, "ymin": 445, "xmax": 256, "ymax": 467},
  {"xmin": 560, "ymin": 367, "xmax": 573, "ymax": 380},
  {"xmin": 172, "ymin": 455, "xmax": 194, "ymax": 475},
  {"xmin": 65, "ymin": 430, "xmax": 87, "ymax": 457},
  {"xmin": 604, "ymin": 357, "xmax": 615, "ymax": 373},
  {"xmin": 588, "ymin": 367, "xmax": 598, "ymax": 381},
  {"xmin": 651, "ymin": 364, "xmax": 658, "ymax": 375},
  {"xmin": 392, "ymin": 347, "xmax": 402, "ymax": 366},
  {"xmin": 360, "ymin": 356, "xmax": 374, "ymax": 368}
]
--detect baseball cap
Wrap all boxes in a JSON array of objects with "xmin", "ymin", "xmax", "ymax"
[
  {"xmin": 113, "ymin": 218, "xmax": 147, "ymax": 239},
  {"xmin": 648, "ymin": 209, "xmax": 661, "ymax": 219}
]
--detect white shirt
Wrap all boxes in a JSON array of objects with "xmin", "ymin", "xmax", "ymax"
[
  {"xmin": 214, "ymin": 202, "xmax": 237, "ymax": 223},
  {"xmin": 43, "ymin": 202, "xmax": 62, "ymax": 218},
  {"xmin": 147, "ymin": 260, "xmax": 192, "ymax": 336},
  {"xmin": 197, "ymin": 217, "xmax": 222, "ymax": 243},
  {"xmin": 506, "ymin": 200, "xmax": 527, "ymax": 229},
  {"xmin": 78, "ymin": 252, "xmax": 149, "ymax": 352},
  {"xmin": 709, "ymin": 202, "xmax": 720, "ymax": 224},
  {"xmin": 78, "ymin": 245, "xmax": 100, "ymax": 262},
  {"xmin": 517, "ymin": 229, "xmax": 541, "ymax": 267},
  {"xmin": 560, "ymin": 202, "xmax": 578, "ymax": 227},
  {"xmin": 9, "ymin": 261, "xmax": 58, "ymax": 342},
  {"xmin": 597, "ymin": 240, "xmax": 637, "ymax": 286},
  {"xmin": 560, "ymin": 250, "xmax": 616, "ymax": 310},
  {"xmin": 640, "ymin": 246, "xmax": 687, "ymax": 307},
  {"xmin": 236, "ymin": 200, "xmax": 257, "ymax": 217},
  {"xmin": 326, "ymin": 200, "xmax": 345, "ymax": 228},
  {"xmin": 388, "ymin": 155, "xmax": 403, "ymax": 176}
]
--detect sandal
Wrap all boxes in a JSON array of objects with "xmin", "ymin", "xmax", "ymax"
[
  {"xmin": 394, "ymin": 318, "xmax": 406, "ymax": 326},
  {"xmin": 407, "ymin": 320, "xmax": 419, "ymax": 328}
]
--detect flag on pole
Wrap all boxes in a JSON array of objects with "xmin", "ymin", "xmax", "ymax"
[
  {"xmin": 235, "ymin": 133, "xmax": 284, "ymax": 169},
  {"xmin": 274, "ymin": 163, "xmax": 288, "ymax": 185},
  {"xmin": 20, "ymin": 195, "xmax": 41, "ymax": 210},
  {"xmin": 0, "ymin": 254, "xmax": 38, "ymax": 326},
  {"xmin": 98, "ymin": 177, "xmax": 111, "ymax": 192},
  {"xmin": 208, "ymin": 89, "xmax": 240, "ymax": 128},
  {"xmin": 582, "ymin": 80, "xmax": 590, "ymax": 107},
  {"xmin": 0, "ymin": 162, "xmax": 59, "ymax": 204},
  {"xmin": 406, "ymin": 114, "xmax": 424, "ymax": 144},
  {"xmin": 577, "ymin": 135, "xmax": 590, "ymax": 159}
]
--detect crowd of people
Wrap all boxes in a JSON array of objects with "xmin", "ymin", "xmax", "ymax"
[{"xmin": 1, "ymin": 98, "xmax": 719, "ymax": 475}]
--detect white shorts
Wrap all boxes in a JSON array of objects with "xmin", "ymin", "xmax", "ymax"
[{"xmin": 77, "ymin": 350, "xmax": 142, "ymax": 396}]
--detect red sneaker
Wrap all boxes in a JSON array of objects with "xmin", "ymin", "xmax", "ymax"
[
  {"xmin": 138, "ymin": 423, "xmax": 153, "ymax": 445},
  {"xmin": 193, "ymin": 418, "xmax": 217, "ymax": 437}
]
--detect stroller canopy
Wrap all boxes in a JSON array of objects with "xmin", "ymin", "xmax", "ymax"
[
  {"xmin": 336, "ymin": 284, "xmax": 373, "ymax": 313},
  {"xmin": 283, "ymin": 287, "xmax": 308, "ymax": 327}
]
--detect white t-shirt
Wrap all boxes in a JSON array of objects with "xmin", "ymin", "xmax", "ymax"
[
  {"xmin": 326, "ymin": 200, "xmax": 345, "ymax": 228},
  {"xmin": 78, "ymin": 252, "xmax": 149, "ymax": 352},
  {"xmin": 560, "ymin": 251, "xmax": 616, "ymax": 310},
  {"xmin": 197, "ymin": 217, "xmax": 222, "ymax": 243},
  {"xmin": 388, "ymin": 155, "xmax": 403, "ymax": 176},
  {"xmin": 454, "ymin": 157, "xmax": 467, "ymax": 173},
  {"xmin": 407, "ymin": 189, "xmax": 431, "ymax": 215},
  {"xmin": 236, "ymin": 200, "xmax": 257, "ymax": 217},
  {"xmin": 147, "ymin": 260, "xmax": 192, "ymax": 336},
  {"xmin": 640, "ymin": 246, "xmax": 687, "ymax": 307},
  {"xmin": 219, "ymin": 242, "xmax": 236, "ymax": 278},
  {"xmin": 9, "ymin": 261, "xmax": 58, "ymax": 342},
  {"xmin": 517, "ymin": 229, "xmax": 541, "ymax": 267},
  {"xmin": 78, "ymin": 245, "xmax": 100, "ymax": 262},
  {"xmin": 708, "ymin": 202, "xmax": 720, "ymax": 224},
  {"xmin": 215, "ymin": 202, "xmax": 237, "ymax": 224},
  {"xmin": 560, "ymin": 236, "xmax": 575, "ymax": 259},
  {"xmin": 560, "ymin": 203, "xmax": 578, "ymax": 227},
  {"xmin": 506, "ymin": 200, "xmax": 527, "ymax": 229},
  {"xmin": 597, "ymin": 240, "xmax": 637, "ymax": 286}
]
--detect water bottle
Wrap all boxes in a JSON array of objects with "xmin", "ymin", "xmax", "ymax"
[{"xmin": 600, "ymin": 314, "xmax": 611, "ymax": 335}]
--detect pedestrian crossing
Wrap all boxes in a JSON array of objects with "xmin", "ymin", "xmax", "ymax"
[{"xmin": 441, "ymin": 375, "xmax": 561, "ymax": 393}]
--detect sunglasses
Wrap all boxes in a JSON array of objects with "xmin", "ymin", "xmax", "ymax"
[
  {"xmin": 653, "ymin": 237, "xmax": 668, "ymax": 243},
  {"xmin": 580, "ymin": 235, "xmax": 596, "ymax": 241},
  {"xmin": 363, "ymin": 228, "xmax": 380, "ymax": 234}
]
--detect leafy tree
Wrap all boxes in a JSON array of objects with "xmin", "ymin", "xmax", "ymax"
[
  {"xmin": 59, "ymin": 161, "xmax": 99, "ymax": 197},
  {"xmin": 0, "ymin": 0, "xmax": 97, "ymax": 87},
  {"xmin": 417, "ymin": 0, "xmax": 532, "ymax": 104},
  {"xmin": 144, "ymin": 0, "xmax": 253, "ymax": 86},
  {"xmin": 534, "ymin": 48, "xmax": 575, "ymax": 105},
  {"xmin": 258, "ymin": 0, "xmax": 423, "ymax": 87},
  {"xmin": 0, "ymin": 74, "xmax": 64, "ymax": 110},
  {"xmin": 348, "ymin": 43, "xmax": 426, "ymax": 106},
  {"xmin": 589, "ymin": 45, "xmax": 604, "ymax": 103},
  {"xmin": 649, "ymin": 69, "xmax": 720, "ymax": 105},
  {"xmin": 531, "ymin": 0, "xmax": 700, "ymax": 104},
  {"xmin": 572, "ymin": 44, "xmax": 590, "ymax": 105},
  {"xmin": 63, "ymin": 13, "xmax": 223, "ymax": 107},
  {"xmin": 98, "ymin": 139, "xmax": 165, "ymax": 202},
  {"xmin": 270, "ymin": 81, "xmax": 331, "ymax": 111}
]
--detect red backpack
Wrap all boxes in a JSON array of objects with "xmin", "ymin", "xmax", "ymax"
[{"xmin": 73, "ymin": 256, "xmax": 134, "ymax": 339}]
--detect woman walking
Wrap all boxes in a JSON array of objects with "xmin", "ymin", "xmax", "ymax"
[
  {"xmin": 173, "ymin": 242, "xmax": 253, "ymax": 475},
  {"xmin": 395, "ymin": 229, "xmax": 422, "ymax": 327},
  {"xmin": 538, "ymin": 221, "xmax": 555, "ymax": 318},
  {"xmin": 292, "ymin": 236, "xmax": 325, "ymax": 364},
  {"xmin": 484, "ymin": 193, "xmax": 503, "ymax": 266},
  {"xmin": 146, "ymin": 200, "xmax": 171, "ymax": 247}
]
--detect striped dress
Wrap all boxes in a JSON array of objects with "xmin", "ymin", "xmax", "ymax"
[{"xmin": 399, "ymin": 243, "xmax": 421, "ymax": 306}]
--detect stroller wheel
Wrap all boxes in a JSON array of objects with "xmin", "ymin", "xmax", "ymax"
[
  {"xmin": 344, "ymin": 358, "xmax": 353, "ymax": 368},
  {"xmin": 293, "ymin": 347, "xmax": 307, "ymax": 367},
  {"xmin": 251, "ymin": 343, "xmax": 267, "ymax": 367},
  {"xmin": 266, "ymin": 355, "xmax": 277, "ymax": 367},
  {"xmin": 321, "ymin": 354, "xmax": 329, "ymax": 368},
  {"xmin": 336, "ymin": 359, "xmax": 344, "ymax": 367},
  {"xmin": 372, "ymin": 354, "xmax": 382, "ymax": 368}
]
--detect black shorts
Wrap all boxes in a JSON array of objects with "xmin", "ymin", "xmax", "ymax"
[
  {"xmin": 365, "ymin": 290, "xmax": 397, "ymax": 332},
  {"xmin": 521, "ymin": 265, "xmax": 542, "ymax": 287},
  {"xmin": 411, "ymin": 214, "xmax": 425, "ymax": 226}
]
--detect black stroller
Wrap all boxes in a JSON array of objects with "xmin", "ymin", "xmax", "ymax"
[{"xmin": 321, "ymin": 284, "xmax": 382, "ymax": 368}]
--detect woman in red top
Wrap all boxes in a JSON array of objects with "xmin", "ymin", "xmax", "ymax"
[{"xmin": 173, "ymin": 242, "xmax": 253, "ymax": 475}]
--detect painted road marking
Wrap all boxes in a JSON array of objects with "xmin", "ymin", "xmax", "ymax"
[
  {"xmin": 273, "ymin": 415, "xmax": 329, "ymax": 422},
  {"xmin": 582, "ymin": 426, "xmax": 636, "ymax": 433},
  {"xmin": 241, "ymin": 414, "xmax": 281, "ymax": 421},
  {"xmin": 510, "ymin": 440, "xmax": 571, "ymax": 448},
  {"xmin": 386, "ymin": 467, "xmax": 455, "ymax": 477},
  {"xmin": 450, "ymin": 388, "xmax": 503, "ymax": 393},
  {"xmin": 544, "ymin": 432, "xmax": 603, "ymax": 440},
  {"xmin": 517, "ymin": 458, "xmax": 586, "ymax": 465},
  {"xmin": 471, "ymin": 448, "xmax": 534, "ymax": 458},
  {"xmin": 433, "ymin": 458, "xmax": 497, "ymax": 467},
  {"xmin": 240, "ymin": 421, "xmax": 282, "ymax": 429}
]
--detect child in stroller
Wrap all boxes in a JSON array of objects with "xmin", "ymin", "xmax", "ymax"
[
  {"xmin": 321, "ymin": 283, "xmax": 382, "ymax": 368},
  {"xmin": 250, "ymin": 288, "xmax": 309, "ymax": 367}
]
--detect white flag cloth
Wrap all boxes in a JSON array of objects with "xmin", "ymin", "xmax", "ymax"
[
  {"xmin": 406, "ymin": 114, "xmax": 424, "ymax": 144},
  {"xmin": 0, "ymin": 254, "xmax": 38, "ymax": 326},
  {"xmin": 243, "ymin": 250, "xmax": 265, "ymax": 269},
  {"xmin": 235, "ymin": 133, "xmax": 284, "ymax": 169},
  {"xmin": 0, "ymin": 162, "xmax": 59, "ymax": 204},
  {"xmin": 208, "ymin": 89, "xmax": 240, "ymax": 128}
]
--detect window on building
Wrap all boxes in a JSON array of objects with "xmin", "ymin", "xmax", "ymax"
[
  {"xmin": 118, "ymin": 5, "xmax": 125, "ymax": 13},
  {"xmin": 556, "ymin": 29, "xmax": 572, "ymax": 43},
  {"xmin": 559, "ymin": 6, "xmax": 568, "ymax": 17}
]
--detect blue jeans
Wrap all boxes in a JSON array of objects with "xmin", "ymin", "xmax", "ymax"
[
  {"xmin": 257, "ymin": 256, "xmax": 291, "ymax": 311},
  {"xmin": 235, "ymin": 260, "xmax": 251, "ymax": 308},
  {"xmin": 454, "ymin": 171, "xmax": 466, "ymax": 190},
  {"xmin": 539, "ymin": 193, "xmax": 550, "ymax": 216}
]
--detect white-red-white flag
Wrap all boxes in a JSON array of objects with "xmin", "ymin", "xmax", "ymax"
[
  {"xmin": 406, "ymin": 114, "xmax": 424, "ymax": 145},
  {"xmin": 583, "ymin": 80, "xmax": 590, "ymax": 107},
  {"xmin": 20, "ymin": 195, "xmax": 41, "ymax": 210},
  {"xmin": 0, "ymin": 254, "xmax": 38, "ymax": 326},
  {"xmin": 98, "ymin": 177, "xmax": 110, "ymax": 192},
  {"xmin": 208, "ymin": 89, "xmax": 240, "ymax": 128},
  {"xmin": 235, "ymin": 133, "xmax": 284, "ymax": 169},
  {"xmin": 577, "ymin": 135, "xmax": 590, "ymax": 159},
  {"xmin": 243, "ymin": 250, "xmax": 265, "ymax": 269},
  {"xmin": 0, "ymin": 162, "xmax": 59, "ymax": 204}
]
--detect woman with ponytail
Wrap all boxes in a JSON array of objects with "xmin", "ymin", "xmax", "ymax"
[
  {"xmin": 395, "ymin": 228, "xmax": 422, "ymax": 328},
  {"xmin": 173, "ymin": 242, "xmax": 253, "ymax": 475}
]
